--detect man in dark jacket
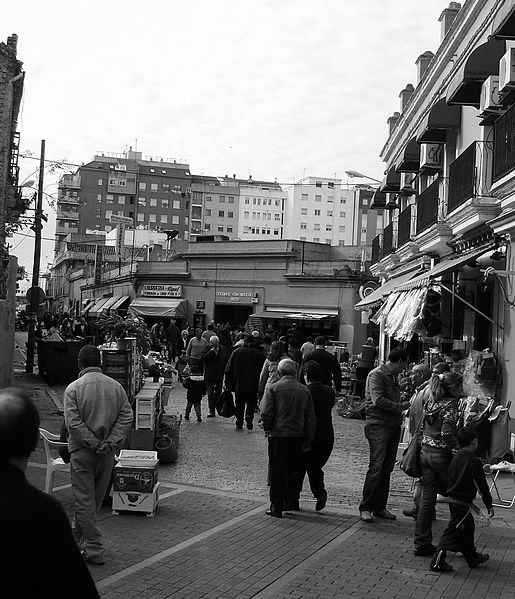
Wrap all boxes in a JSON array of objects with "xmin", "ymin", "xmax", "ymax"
[
  {"xmin": 225, "ymin": 334, "xmax": 265, "ymax": 430},
  {"xmin": 0, "ymin": 387, "xmax": 100, "ymax": 598},
  {"xmin": 165, "ymin": 319, "xmax": 180, "ymax": 362},
  {"xmin": 261, "ymin": 359, "xmax": 316, "ymax": 518},
  {"xmin": 300, "ymin": 336, "xmax": 342, "ymax": 393},
  {"xmin": 359, "ymin": 347, "xmax": 410, "ymax": 523},
  {"xmin": 203, "ymin": 335, "xmax": 228, "ymax": 417}
]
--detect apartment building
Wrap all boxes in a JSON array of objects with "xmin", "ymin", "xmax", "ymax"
[
  {"xmin": 190, "ymin": 175, "xmax": 240, "ymax": 239},
  {"xmin": 237, "ymin": 178, "xmax": 285, "ymax": 239}
]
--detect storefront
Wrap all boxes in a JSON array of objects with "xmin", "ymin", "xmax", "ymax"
[
  {"xmin": 250, "ymin": 307, "xmax": 339, "ymax": 340},
  {"xmin": 128, "ymin": 284, "xmax": 189, "ymax": 328},
  {"xmin": 213, "ymin": 289, "xmax": 257, "ymax": 329}
]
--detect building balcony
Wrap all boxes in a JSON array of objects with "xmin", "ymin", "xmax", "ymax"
[
  {"xmin": 396, "ymin": 204, "xmax": 420, "ymax": 262},
  {"xmin": 60, "ymin": 174, "xmax": 81, "ymax": 189},
  {"xmin": 382, "ymin": 222, "xmax": 396, "ymax": 256},
  {"xmin": 371, "ymin": 234, "xmax": 382, "ymax": 265},
  {"xmin": 56, "ymin": 225, "xmax": 79, "ymax": 236},
  {"xmin": 446, "ymin": 141, "xmax": 499, "ymax": 235},
  {"xmin": 56, "ymin": 209, "xmax": 79, "ymax": 220},
  {"xmin": 58, "ymin": 195, "xmax": 80, "ymax": 205},
  {"xmin": 414, "ymin": 177, "xmax": 452, "ymax": 254}
]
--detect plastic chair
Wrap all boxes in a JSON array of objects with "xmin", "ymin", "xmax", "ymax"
[{"xmin": 39, "ymin": 428, "xmax": 70, "ymax": 494}]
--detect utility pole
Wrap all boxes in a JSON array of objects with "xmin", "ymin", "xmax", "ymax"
[{"xmin": 26, "ymin": 139, "xmax": 45, "ymax": 373}]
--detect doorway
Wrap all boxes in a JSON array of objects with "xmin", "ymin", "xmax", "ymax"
[{"xmin": 214, "ymin": 304, "xmax": 254, "ymax": 330}]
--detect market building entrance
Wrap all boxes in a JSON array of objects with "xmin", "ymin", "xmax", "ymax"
[{"xmin": 213, "ymin": 304, "xmax": 253, "ymax": 330}]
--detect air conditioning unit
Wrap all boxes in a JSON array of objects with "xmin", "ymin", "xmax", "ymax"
[
  {"xmin": 115, "ymin": 164, "xmax": 127, "ymax": 171},
  {"xmin": 480, "ymin": 76, "xmax": 502, "ymax": 113},
  {"xmin": 499, "ymin": 48, "xmax": 515, "ymax": 93},
  {"xmin": 419, "ymin": 144, "xmax": 443, "ymax": 171}
]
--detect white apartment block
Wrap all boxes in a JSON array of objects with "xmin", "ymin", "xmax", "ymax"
[{"xmin": 237, "ymin": 183, "xmax": 286, "ymax": 239}]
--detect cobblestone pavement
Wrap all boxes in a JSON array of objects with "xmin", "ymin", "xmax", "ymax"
[{"xmin": 12, "ymin": 333, "xmax": 515, "ymax": 598}]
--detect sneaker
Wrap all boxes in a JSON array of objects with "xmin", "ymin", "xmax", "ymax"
[
  {"xmin": 468, "ymin": 553, "xmax": 489, "ymax": 568},
  {"xmin": 184, "ymin": 414, "xmax": 190, "ymax": 420},
  {"xmin": 315, "ymin": 493, "xmax": 327, "ymax": 512},
  {"xmin": 373, "ymin": 509, "xmax": 396, "ymax": 520},
  {"xmin": 430, "ymin": 550, "xmax": 453, "ymax": 572},
  {"xmin": 360, "ymin": 510, "xmax": 373, "ymax": 522},
  {"xmin": 414, "ymin": 544, "xmax": 437, "ymax": 556},
  {"xmin": 197, "ymin": 415, "xmax": 202, "ymax": 422},
  {"xmin": 403, "ymin": 508, "xmax": 418, "ymax": 519},
  {"xmin": 81, "ymin": 550, "xmax": 105, "ymax": 565}
]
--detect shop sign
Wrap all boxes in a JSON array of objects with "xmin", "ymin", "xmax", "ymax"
[
  {"xmin": 215, "ymin": 290, "xmax": 257, "ymax": 304},
  {"xmin": 196, "ymin": 300, "xmax": 205, "ymax": 310},
  {"xmin": 94, "ymin": 245, "xmax": 103, "ymax": 285},
  {"xmin": 142, "ymin": 284, "xmax": 182, "ymax": 297}
]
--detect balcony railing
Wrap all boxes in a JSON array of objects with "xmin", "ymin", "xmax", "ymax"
[
  {"xmin": 382, "ymin": 223, "xmax": 396, "ymax": 256},
  {"xmin": 448, "ymin": 141, "xmax": 493, "ymax": 213},
  {"xmin": 493, "ymin": 104, "xmax": 515, "ymax": 182},
  {"xmin": 371, "ymin": 234, "xmax": 382, "ymax": 265},
  {"xmin": 397, "ymin": 205, "xmax": 412, "ymax": 247},
  {"xmin": 416, "ymin": 178, "xmax": 440, "ymax": 234}
]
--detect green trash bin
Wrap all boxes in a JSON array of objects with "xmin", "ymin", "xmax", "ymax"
[{"xmin": 37, "ymin": 339, "xmax": 85, "ymax": 384}]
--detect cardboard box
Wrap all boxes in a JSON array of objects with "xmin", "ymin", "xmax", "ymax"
[
  {"xmin": 112, "ymin": 483, "xmax": 159, "ymax": 515},
  {"xmin": 113, "ymin": 462, "xmax": 159, "ymax": 492}
]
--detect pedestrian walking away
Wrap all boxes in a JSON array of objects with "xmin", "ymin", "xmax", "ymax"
[
  {"xmin": 0, "ymin": 387, "xmax": 100, "ymax": 598},
  {"xmin": 183, "ymin": 366, "xmax": 207, "ymax": 422},
  {"xmin": 430, "ymin": 427, "xmax": 494, "ymax": 573},
  {"xmin": 299, "ymin": 336, "xmax": 342, "ymax": 393},
  {"xmin": 413, "ymin": 371, "xmax": 461, "ymax": 557},
  {"xmin": 260, "ymin": 359, "xmax": 316, "ymax": 517},
  {"xmin": 292, "ymin": 360, "xmax": 335, "ymax": 511},
  {"xmin": 359, "ymin": 347, "xmax": 410, "ymax": 523},
  {"xmin": 202, "ymin": 335, "xmax": 227, "ymax": 417},
  {"xmin": 225, "ymin": 334, "xmax": 265, "ymax": 430},
  {"xmin": 64, "ymin": 345, "xmax": 133, "ymax": 565},
  {"xmin": 165, "ymin": 319, "xmax": 180, "ymax": 363}
]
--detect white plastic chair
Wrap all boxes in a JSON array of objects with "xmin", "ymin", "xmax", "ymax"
[{"xmin": 39, "ymin": 428, "xmax": 70, "ymax": 494}]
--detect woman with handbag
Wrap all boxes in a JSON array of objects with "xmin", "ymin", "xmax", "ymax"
[{"xmin": 413, "ymin": 371, "xmax": 462, "ymax": 557}]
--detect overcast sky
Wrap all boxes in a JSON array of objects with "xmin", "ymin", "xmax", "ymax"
[{"xmin": 4, "ymin": 0, "xmax": 450, "ymax": 276}]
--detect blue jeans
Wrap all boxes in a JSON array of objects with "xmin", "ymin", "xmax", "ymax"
[
  {"xmin": 414, "ymin": 445, "xmax": 451, "ymax": 549},
  {"xmin": 359, "ymin": 424, "xmax": 401, "ymax": 513}
]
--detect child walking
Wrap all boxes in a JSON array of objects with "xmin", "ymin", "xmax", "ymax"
[
  {"xmin": 183, "ymin": 367, "xmax": 207, "ymax": 422},
  {"xmin": 430, "ymin": 427, "xmax": 494, "ymax": 572}
]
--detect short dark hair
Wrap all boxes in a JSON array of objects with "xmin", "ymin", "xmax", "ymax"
[
  {"xmin": 314, "ymin": 336, "xmax": 326, "ymax": 347},
  {"xmin": 433, "ymin": 362, "xmax": 450, "ymax": 375},
  {"xmin": 0, "ymin": 388, "xmax": 40, "ymax": 461},
  {"xmin": 388, "ymin": 347, "xmax": 408, "ymax": 363},
  {"xmin": 304, "ymin": 360, "xmax": 323, "ymax": 382},
  {"xmin": 457, "ymin": 427, "xmax": 477, "ymax": 448},
  {"xmin": 78, "ymin": 344, "xmax": 101, "ymax": 368}
]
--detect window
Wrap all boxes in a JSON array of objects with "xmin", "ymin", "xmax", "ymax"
[
  {"xmin": 97, "ymin": 194, "xmax": 102, "ymax": 202},
  {"xmin": 138, "ymin": 197, "xmax": 146, "ymax": 206},
  {"xmin": 301, "ymin": 208, "xmax": 308, "ymax": 215},
  {"xmin": 139, "ymin": 182, "xmax": 146, "ymax": 191},
  {"xmin": 252, "ymin": 212, "xmax": 256, "ymax": 220},
  {"xmin": 160, "ymin": 215, "xmax": 168, "ymax": 223},
  {"xmin": 275, "ymin": 200, "xmax": 280, "ymax": 206},
  {"xmin": 205, "ymin": 209, "xmax": 212, "ymax": 216},
  {"xmin": 315, "ymin": 195, "xmax": 322, "ymax": 202},
  {"xmin": 328, "ymin": 196, "xmax": 334, "ymax": 203},
  {"xmin": 118, "ymin": 195, "xmax": 125, "ymax": 204},
  {"xmin": 244, "ymin": 211, "xmax": 249, "ymax": 218},
  {"xmin": 172, "ymin": 215, "xmax": 180, "ymax": 224},
  {"xmin": 256, "ymin": 213, "xmax": 261, "ymax": 220},
  {"xmin": 218, "ymin": 210, "xmax": 225, "ymax": 217},
  {"xmin": 274, "ymin": 229, "xmax": 279, "ymax": 236},
  {"xmin": 267, "ymin": 213, "xmax": 272, "ymax": 221},
  {"xmin": 106, "ymin": 194, "xmax": 114, "ymax": 204},
  {"xmin": 150, "ymin": 198, "xmax": 158, "ymax": 207},
  {"xmin": 257, "ymin": 198, "xmax": 261, "ymax": 206},
  {"xmin": 314, "ymin": 209, "xmax": 321, "ymax": 216},
  {"xmin": 228, "ymin": 196, "xmax": 235, "ymax": 203},
  {"xmin": 227, "ymin": 226, "xmax": 233, "ymax": 232},
  {"xmin": 206, "ymin": 195, "xmax": 212, "ymax": 202},
  {"xmin": 245, "ymin": 198, "xmax": 250, "ymax": 204},
  {"xmin": 300, "ymin": 223, "xmax": 307, "ymax": 230},
  {"xmin": 262, "ymin": 228, "xmax": 266, "ymax": 235},
  {"xmin": 301, "ymin": 194, "xmax": 308, "ymax": 201},
  {"xmin": 313, "ymin": 237, "xmax": 319, "ymax": 242},
  {"xmin": 326, "ymin": 225, "xmax": 332, "ymax": 232},
  {"xmin": 315, "ymin": 181, "xmax": 322, "ymax": 188},
  {"xmin": 300, "ymin": 237, "xmax": 306, "ymax": 241},
  {"xmin": 326, "ymin": 239, "xmax": 332, "ymax": 244},
  {"xmin": 340, "ymin": 198, "xmax": 346, "ymax": 204},
  {"xmin": 161, "ymin": 169, "xmax": 167, "ymax": 174},
  {"xmin": 98, "ymin": 179, "xmax": 103, "ymax": 186},
  {"xmin": 151, "ymin": 183, "xmax": 158, "ymax": 192},
  {"xmin": 362, "ymin": 199, "xmax": 368, "ymax": 206},
  {"xmin": 137, "ymin": 213, "xmax": 145, "ymax": 221},
  {"xmin": 149, "ymin": 214, "xmax": 156, "ymax": 222},
  {"xmin": 328, "ymin": 182, "xmax": 334, "ymax": 189},
  {"xmin": 340, "ymin": 211, "xmax": 346, "ymax": 218},
  {"xmin": 150, "ymin": 168, "xmax": 155, "ymax": 173},
  {"xmin": 205, "ymin": 223, "xmax": 211, "ymax": 230},
  {"xmin": 228, "ymin": 211, "xmax": 234, "ymax": 218},
  {"xmin": 105, "ymin": 225, "xmax": 112, "ymax": 232},
  {"xmin": 173, "ymin": 200, "xmax": 180, "ymax": 209},
  {"xmin": 275, "ymin": 214, "xmax": 281, "ymax": 221},
  {"xmin": 193, "ymin": 192, "xmax": 202, "ymax": 201},
  {"xmin": 220, "ymin": 196, "xmax": 226, "ymax": 203},
  {"xmin": 161, "ymin": 199, "xmax": 169, "ymax": 208},
  {"xmin": 339, "ymin": 240, "xmax": 346, "ymax": 246},
  {"xmin": 314, "ymin": 223, "xmax": 320, "ymax": 231},
  {"xmin": 105, "ymin": 210, "xmax": 113, "ymax": 219},
  {"xmin": 218, "ymin": 226, "xmax": 224, "ymax": 232},
  {"xmin": 327, "ymin": 210, "xmax": 333, "ymax": 217},
  {"xmin": 163, "ymin": 184, "xmax": 170, "ymax": 191},
  {"xmin": 339, "ymin": 226, "xmax": 346, "ymax": 232}
]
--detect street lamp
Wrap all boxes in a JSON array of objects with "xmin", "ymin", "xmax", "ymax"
[{"xmin": 344, "ymin": 170, "xmax": 382, "ymax": 184}]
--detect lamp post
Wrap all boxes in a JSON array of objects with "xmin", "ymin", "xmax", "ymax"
[{"xmin": 344, "ymin": 170, "xmax": 382, "ymax": 184}]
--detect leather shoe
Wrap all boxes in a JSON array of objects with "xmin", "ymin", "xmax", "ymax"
[
  {"xmin": 266, "ymin": 509, "xmax": 282, "ymax": 518},
  {"xmin": 414, "ymin": 544, "xmax": 437, "ymax": 556},
  {"xmin": 430, "ymin": 550, "xmax": 453, "ymax": 573},
  {"xmin": 360, "ymin": 510, "xmax": 373, "ymax": 522},
  {"xmin": 81, "ymin": 550, "xmax": 105, "ymax": 565},
  {"xmin": 468, "ymin": 553, "xmax": 489, "ymax": 568},
  {"xmin": 315, "ymin": 494, "xmax": 327, "ymax": 512},
  {"xmin": 373, "ymin": 509, "xmax": 396, "ymax": 520}
]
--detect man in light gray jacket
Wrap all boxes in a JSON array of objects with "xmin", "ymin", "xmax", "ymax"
[{"xmin": 64, "ymin": 345, "xmax": 133, "ymax": 565}]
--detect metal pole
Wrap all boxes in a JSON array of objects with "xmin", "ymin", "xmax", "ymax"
[{"xmin": 26, "ymin": 139, "xmax": 45, "ymax": 373}]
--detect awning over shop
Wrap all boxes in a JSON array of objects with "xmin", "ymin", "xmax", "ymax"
[
  {"xmin": 416, "ymin": 98, "xmax": 461, "ymax": 143},
  {"xmin": 379, "ymin": 169, "xmax": 401, "ymax": 193},
  {"xmin": 370, "ymin": 188, "xmax": 387, "ymax": 209},
  {"xmin": 100, "ymin": 296, "xmax": 122, "ymax": 312},
  {"xmin": 81, "ymin": 298, "xmax": 96, "ymax": 315},
  {"xmin": 371, "ymin": 287, "xmax": 428, "ymax": 341},
  {"xmin": 392, "ymin": 244, "xmax": 497, "ymax": 292},
  {"xmin": 396, "ymin": 138, "xmax": 420, "ymax": 172},
  {"xmin": 446, "ymin": 38, "xmax": 505, "ymax": 106},
  {"xmin": 253, "ymin": 309, "xmax": 338, "ymax": 320},
  {"xmin": 110, "ymin": 295, "xmax": 130, "ymax": 311},
  {"xmin": 129, "ymin": 297, "xmax": 188, "ymax": 319},
  {"xmin": 89, "ymin": 297, "xmax": 112, "ymax": 316},
  {"xmin": 492, "ymin": 2, "xmax": 515, "ymax": 39},
  {"xmin": 354, "ymin": 270, "xmax": 422, "ymax": 310}
]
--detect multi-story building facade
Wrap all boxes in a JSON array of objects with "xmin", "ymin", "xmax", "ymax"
[{"xmin": 237, "ymin": 178, "xmax": 285, "ymax": 239}]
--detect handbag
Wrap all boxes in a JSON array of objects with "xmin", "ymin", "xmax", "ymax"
[
  {"xmin": 215, "ymin": 388, "xmax": 236, "ymax": 418},
  {"xmin": 399, "ymin": 402, "xmax": 427, "ymax": 478}
]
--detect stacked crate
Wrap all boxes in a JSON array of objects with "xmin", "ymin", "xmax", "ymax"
[{"xmin": 112, "ymin": 450, "xmax": 159, "ymax": 517}]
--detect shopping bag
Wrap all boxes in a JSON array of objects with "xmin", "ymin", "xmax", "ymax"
[
  {"xmin": 400, "ymin": 432, "xmax": 422, "ymax": 478},
  {"xmin": 216, "ymin": 388, "xmax": 236, "ymax": 418}
]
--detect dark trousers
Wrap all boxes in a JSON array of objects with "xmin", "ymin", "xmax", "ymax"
[
  {"xmin": 185, "ymin": 400, "xmax": 201, "ymax": 418},
  {"xmin": 235, "ymin": 392, "xmax": 257, "ymax": 426},
  {"xmin": 206, "ymin": 380, "xmax": 222, "ymax": 415},
  {"xmin": 167, "ymin": 342, "xmax": 178, "ymax": 361},
  {"xmin": 359, "ymin": 423, "xmax": 401, "ymax": 513},
  {"xmin": 438, "ymin": 503, "xmax": 478, "ymax": 565},
  {"xmin": 414, "ymin": 446, "xmax": 451, "ymax": 549},
  {"xmin": 268, "ymin": 437, "xmax": 302, "ymax": 513},
  {"xmin": 292, "ymin": 441, "xmax": 334, "ymax": 500}
]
